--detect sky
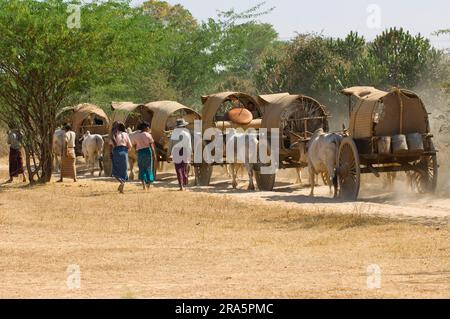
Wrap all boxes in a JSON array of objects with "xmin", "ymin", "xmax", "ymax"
[{"xmin": 132, "ymin": 0, "xmax": 450, "ymax": 49}]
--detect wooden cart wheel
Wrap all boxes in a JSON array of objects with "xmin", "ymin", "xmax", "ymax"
[
  {"xmin": 412, "ymin": 140, "xmax": 438, "ymax": 194},
  {"xmin": 254, "ymin": 168, "xmax": 276, "ymax": 191},
  {"xmin": 254, "ymin": 137, "xmax": 277, "ymax": 191},
  {"xmin": 338, "ymin": 137, "xmax": 361, "ymax": 201},
  {"xmin": 194, "ymin": 163, "xmax": 213, "ymax": 186},
  {"xmin": 281, "ymin": 96, "xmax": 328, "ymax": 136}
]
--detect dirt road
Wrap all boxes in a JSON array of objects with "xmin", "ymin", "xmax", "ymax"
[
  {"xmin": 1, "ymin": 162, "xmax": 449, "ymax": 298},
  {"xmin": 184, "ymin": 168, "xmax": 450, "ymax": 223}
]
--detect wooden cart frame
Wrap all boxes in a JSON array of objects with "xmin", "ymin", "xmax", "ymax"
[{"xmin": 338, "ymin": 87, "xmax": 438, "ymax": 200}]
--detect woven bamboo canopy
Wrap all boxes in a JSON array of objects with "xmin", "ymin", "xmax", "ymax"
[
  {"xmin": 110, "ymin": 102, "xmax": 154, "ymax": 128},
  {"xmin": 145, "ymin": 101, "xmax": 200, "ymax": 144},
  {"xmin": 201, "ymin": 92, "xmax": 262, "ymax": 131},
  {"xmin": 255, "ymin": 93, "xmax": 290, "ymax": 116},
  {"xmin": 260, "ymin": 94, "xmax": 328, "ymax": 132},
  {"xmin": 110, "ymin": 101, "xmax": 200, "ymax": 145},
  {"xmin": 57, "ymin": 103, "xmax": 109, "ymax": 134},
  {"xmin": 342, "ymin": 86, "xmax": 429, "ymax": 139}
]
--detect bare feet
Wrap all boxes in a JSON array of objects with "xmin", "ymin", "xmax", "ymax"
[
  {"xmin": 57, "ymin": 179, "xmax": 63, "ymax": 183},
  {"xmin": 118, "ymin": 183, "xmax": 125, "ymax": 194},
  {"xmin": 6, "ymin": 178, "xmax": 13, "ymax": 184}
]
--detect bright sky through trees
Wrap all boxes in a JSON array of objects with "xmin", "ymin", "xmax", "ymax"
[{"xmin": 131, "ymin": 0, "xmax": 450, "ymax": 49}]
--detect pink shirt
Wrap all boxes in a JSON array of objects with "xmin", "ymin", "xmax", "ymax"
[
  {"xmin": 132, "ymin": 132, "xmax": 154, "ymax": 151},
  {"xmin": 110, "ymin": 132, "xmax": 132, "ymax": 149}
]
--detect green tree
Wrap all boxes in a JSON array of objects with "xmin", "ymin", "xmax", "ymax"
[
  {"xmin": 0, "ymin": 0, "xmax": 134, "ymax": 183},
  {"xmin": 329, "ymin": 31, "xmax": 366, "ymax": 61},
  {"xmin": 369, "ymin": 27, "xmax": 432, "ymax": 88},
  {"xmin": 254, "ymin": 41, "xmax": 289, "ymax": 93}
]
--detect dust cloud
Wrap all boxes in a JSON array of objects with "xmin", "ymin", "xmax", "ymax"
[{"xmin": 413, "ymin": 84, "xmax": 450, "ymax": 197}]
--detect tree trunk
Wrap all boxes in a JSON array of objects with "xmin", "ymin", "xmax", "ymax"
[
  {"xmin": 38, "ymin": 127, "xmax": 54, "ymax": 183},
  {"xmin": 24, "ymin": 147, "xmax": 36, "ymax": 185}
]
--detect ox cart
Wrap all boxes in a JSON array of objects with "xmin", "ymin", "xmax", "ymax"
[
  {"xmin": 56, "ymin": 103, "xmax": 110, "ymax": 156},
  {"xmin": 104, "ymin": 101, "xmax": 200, "ymax": 177},
  {"xmin": 195, "ymin": 91, "xmax": 330, "ymax": 190},
  {"xmin": 338, "ymin": 87, "xmax": 438, "ymax": 200}
]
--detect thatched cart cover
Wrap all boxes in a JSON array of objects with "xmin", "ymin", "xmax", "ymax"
[
  {"xmin": 145, "ymin": 101, "xmax": 200, "ymax": 145},
  {"xmin": 258, "ymin": 93, "xmax": 290, "ymax": 104},
  {"xmin": 342, "ymin": 86, "xmax": 429, "ymax": 139},
  {"xmin": 111, "ymin": 102, "xmax": 141, "ymax": 112},
  {"xmin": 56, "ymin": 103, "xmax": 110, "ymax": 156},
  {"xmin": 110, "ymin": 102, "xmax": 155, "ymax": 131},
  {"xmin": 260, "ymin": 94, "xmax": 329, "ymax": 136},
  {"xmin": 57, "ymin": 103, "xmax": 109, "ymax": 134},
  {"xmin": 201, "ymin": 92, "xmax": 262, "ymax": 130}
]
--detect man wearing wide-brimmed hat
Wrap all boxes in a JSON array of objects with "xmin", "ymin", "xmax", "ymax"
[{"xmin": 170, "ymin": 119, "xmax": 192, "ymax": 191}]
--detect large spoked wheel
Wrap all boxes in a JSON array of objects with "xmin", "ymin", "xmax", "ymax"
[
  {"xmin": 253, "ymin": 135, "xmax": 277, "ymax": 191},
  {"xmin": 412, "ymin": 140, "xmax": 438, "ymax": 194},
  {"xmin": 194, "ymin": 163, "xmax": 213, "ymax": 186},
  {"xmin": 254, "ymin": 167, "xmax": 276, "ymax": 191},
  {"xmin": 338, "ymin": 137, "xmax": 361, "ymax": 201}
]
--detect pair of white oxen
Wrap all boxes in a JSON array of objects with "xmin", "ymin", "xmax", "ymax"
[{"xmin": 214, "ymin": 128, "xmax": 346, "ymax": 197}]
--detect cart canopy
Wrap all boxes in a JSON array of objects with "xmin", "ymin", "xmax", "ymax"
[
  {"xmin": 201, "ymin": 92, "xmax": 262, "ymax": 130},
  {"xmin": 260, "ymin": 94, "xmax": 328, "ymax": 134},
  {"xmin": 110, "ymin": 102, "xmax": 155, "ymax": 131},
  {"xmin": 145, "ymin": 101, "xmax": 200, "ymax": 144},
  {"xmin": 57, "ymin": 103, "xmax": 109, "ymax": 134},
  {"xmin": 342, "ymin": 86, "xmax": 429, "ymax": 139}
]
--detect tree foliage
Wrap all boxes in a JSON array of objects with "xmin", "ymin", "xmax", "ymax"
[
  {"xmin": 0, "ymin": 0, "xmax": 130, "ymax": 182},
  {"xmin": 0, "ymin": 0, "xmax": 449, "ymax": 184},
  {"xmin": 255, "ymin": 27, "xmax": 450, "ymax": 120}
]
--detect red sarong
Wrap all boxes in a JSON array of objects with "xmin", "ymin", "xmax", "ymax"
[{"xmin": 9, "ymin": 148, "xmax": 24, "ymax": 177}]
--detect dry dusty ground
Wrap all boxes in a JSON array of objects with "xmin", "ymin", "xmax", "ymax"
[{"xmin": 0, "ymin": 158, "xmax": 450, "ymax": 299}]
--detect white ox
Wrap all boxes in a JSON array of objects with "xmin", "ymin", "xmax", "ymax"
[
  {"xmin": 80, "ymin": 131, "xmax": 104, "ymax": 176},
  {"xmin": 226, "ymin": 129, "xmax": 259, "ymax": 191},
  {"xmin": 306, "ymin": 128, "xmax": 344, "ymax": 198},
  {"xmin": 53, "ymin": 128, "xmax": 65, "ymax": 173}
]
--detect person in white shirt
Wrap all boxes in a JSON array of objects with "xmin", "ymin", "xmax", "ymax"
[
  {"xmin": 170, "ymin": 119, "xmax": 192, "ymax": 191},
  {"xmin": 57, "ymin": 124, "xmax": 77, "ymax": 183}
]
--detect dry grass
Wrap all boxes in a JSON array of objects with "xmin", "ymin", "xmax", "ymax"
[{"xmin": 0, "ymin": 158, "xmax": 449, "ymax": 298}]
